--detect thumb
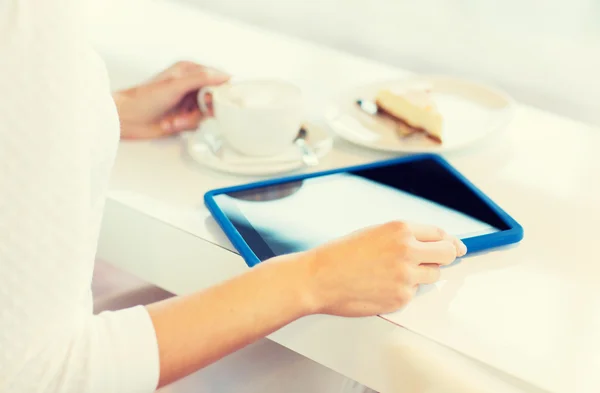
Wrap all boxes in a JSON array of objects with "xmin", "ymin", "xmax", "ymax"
[
  {"xmin": 167, "ymin": 69, "xmax": 230, "ymax": 100},
  {"xmin": 121, "ymin": 112, "xmax": 202, "ymax": 140},
  {"xmin": 160, "ymin": 111, "xmax": 202, "ymax": 134},
  {"xmin": 121, "ymin": 123, "xmax": 172, "ymax": 140}
]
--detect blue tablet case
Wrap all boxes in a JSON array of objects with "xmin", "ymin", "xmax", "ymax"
[{"xmin": 204, "ymin": 153, "xmax": 523, "ymax": 267}]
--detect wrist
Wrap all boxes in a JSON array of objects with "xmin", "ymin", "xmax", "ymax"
[
  {"xmin": 111, "ymin": 91, "xmax": 133, "ymax": 138},
  {"xmin": 112, "ymin": 90, "xmax": 126, "ymax": 112},
  {"xmin": 268, "ymin": 250, "xmax": 322, "ymax": 318},
  {"xmin": 112, "ymin": 91, "xmax": 125, "ymax": 128}
]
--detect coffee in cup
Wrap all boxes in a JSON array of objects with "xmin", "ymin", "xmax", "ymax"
[{"xmin": 198, "ymin": 79, "xmax": 304, "ymax": 157}]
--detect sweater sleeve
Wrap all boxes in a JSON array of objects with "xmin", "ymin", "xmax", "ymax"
[{"xmin": 0, "ymin": 2, "xmax": 160, "ymax": 392}]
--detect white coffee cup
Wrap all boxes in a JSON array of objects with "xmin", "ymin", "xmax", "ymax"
[{"xmin": 198, "ymin": 79, "xmax": 304, "ymax": 157}]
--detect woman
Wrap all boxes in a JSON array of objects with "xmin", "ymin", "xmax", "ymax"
[{"xmin": 0, "ymin": 3, "xmax": 466, "ymax": 392}]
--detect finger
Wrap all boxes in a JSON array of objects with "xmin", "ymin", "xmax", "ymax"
[
  {"xmin": 169, "ymin": 70, "xmax": 230, "ymax": 97},
  {"xmin": 161, "ymin": 91, "xmax": 200, "ymax": 121},
  {"xmin": 198, "ymin": 93, "xmax": 213, "ymax": 116},
  {"xmin": 414, "ymin": 264, "xmax": 441, "ymax": 285},
  {"xmin": 177, "ymin": 91, "xmax": 212, "ymax": 117},
  {"xmin": 142, "ymin": 67, "xmax": 229, "ymax": 118},
  {"xmin": 181, "ymin": 92, "xmax": 199, "ymax": 111},
  {"xmin": 149, "ymin": 70, "xmax": 228, "ymax": 111},
  {"xmin": 453, "ymin": 237, "xmax": 467, "ymax": 257},
  {"xmin": 407, "ymin": 222, "xmax": 467, "ymax": 257},
  {"xmin": 406, "ymin": 222, "xmax": 447, "ymax": 241},
  {"xmin": 160, "ymin": 111, "xmax": 202, "ymax": 133},
  {"xmin": 170, "ymin": 91, "xmax": 200, "ymax": 113},
  {"xmin": 121, "ymin": 123, "xmax": 173, "ymax": 140},
  {"xmin": 410, "ymin": 239, "xmax": 458, "ymax": 266}
]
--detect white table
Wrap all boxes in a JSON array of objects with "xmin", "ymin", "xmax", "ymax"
[{"xmin": 90, "ymin": 1, "xmax": 600, "ymax": 392}]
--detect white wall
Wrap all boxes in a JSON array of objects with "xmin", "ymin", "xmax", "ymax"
[{"xmin": 179, "ymin": 0, "xmax": 600, "ymax": 126}]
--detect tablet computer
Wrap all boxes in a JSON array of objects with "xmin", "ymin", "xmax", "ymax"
[{"xmin": 205, "ymin": 154, "xmax": 523, "ymax": 267}]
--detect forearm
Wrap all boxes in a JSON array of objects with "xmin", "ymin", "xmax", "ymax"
[{"xmin": 146, "ymin": 252, "xmax": 317, "ymax": 388}]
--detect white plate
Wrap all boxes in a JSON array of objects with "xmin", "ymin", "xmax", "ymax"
[
  {"xmin": 186, "ymin": 119, "xmax": 333, "ymax": 176},
  {"xmin": 324, "ymin": 75, "xmax": 516, "ymax": 153}
]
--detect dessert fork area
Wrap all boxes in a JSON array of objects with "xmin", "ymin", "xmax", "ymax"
[{"xmin": 91, "ymin": 1, "xmax": 600, "ymax": 392}]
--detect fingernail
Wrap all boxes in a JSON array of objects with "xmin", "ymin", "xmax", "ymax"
[
  {"xmin": 173, "ymin": 116, "xmax": 195, "ymax": 131},
  {"xmin": 459, "ymin": 242, "xmax": 467, "ymax": 256},
  {"xmin": 160, "ymin": 118, "xmax": 172, "ymax": 132}
]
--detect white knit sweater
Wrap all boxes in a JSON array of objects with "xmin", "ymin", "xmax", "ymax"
[{"xmin": 0, "ymin": 1, "xmax": 160, "ymax": 392}]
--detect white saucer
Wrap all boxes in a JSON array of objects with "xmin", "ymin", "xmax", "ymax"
[
  {"xmin": 324, "ymin": 75, "xmax": 516, "ymax": 154},
  {"xmin": 186, "ymin": 119, "xmax": 333, "ymax": 176}
]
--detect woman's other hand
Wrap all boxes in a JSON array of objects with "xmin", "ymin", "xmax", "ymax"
[{"xmin": 114, "ymin": 61, "xmax": 230, "ymax": 139}]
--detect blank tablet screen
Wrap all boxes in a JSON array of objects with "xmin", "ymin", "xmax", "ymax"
[{"xmin": 212, "ymin": 157, "xmax": 510, "ymax": 261}]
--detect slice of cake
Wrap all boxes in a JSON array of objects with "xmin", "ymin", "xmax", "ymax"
[{"xmin": 375, "ymin": 84, "xmax": 443, "ymax": 143}]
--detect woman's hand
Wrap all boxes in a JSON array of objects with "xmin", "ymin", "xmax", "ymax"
[
  {"xmin": 113, "ymin": 61, "xmax": 230, "ymax": 139},
  {"xmin": 299, "ymin": 221, "xmax": 467, "ymax": 316},
  {"xmin": 147, "ymin": 220, "xmax": 465, "ymax": 386}
]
